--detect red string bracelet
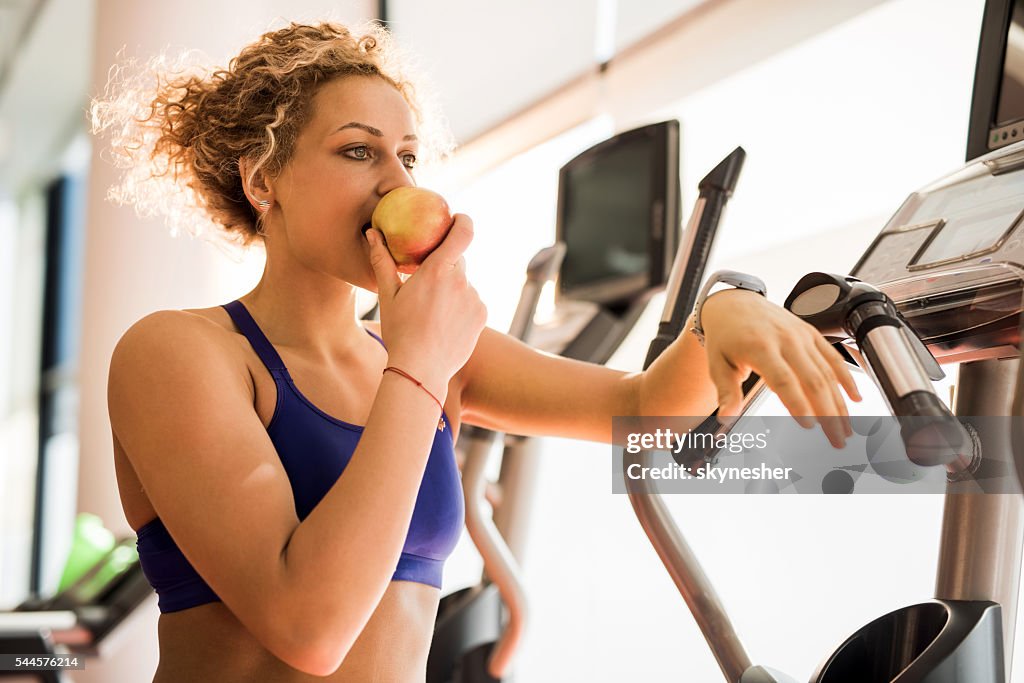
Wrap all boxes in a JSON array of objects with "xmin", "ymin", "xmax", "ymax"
[{"xmin": 383, "ymin": 366, "xmax": 444, "ymax": 412}]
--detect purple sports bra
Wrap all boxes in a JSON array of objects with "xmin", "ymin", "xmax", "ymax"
[{"xmin": 135, "ymin": 300, "xmax": 464, "ymax": 612}]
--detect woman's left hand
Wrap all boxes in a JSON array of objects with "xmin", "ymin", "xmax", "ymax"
[{"xmin": 701, "ymin": 289, "xmax": 862, "ymax": 447}]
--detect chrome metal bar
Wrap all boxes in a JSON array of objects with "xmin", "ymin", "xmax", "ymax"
[
  {"xmin": 461, "ymin": 433, "xmax": 527, "ymax": 677},
  {"xmin": 458, "ymin": 242, "xmax": 564, "ymax": 677},
  {"xmin": 625, "ymin": 381, "xmax": 768, "ymax": 682},
  {"xmin": 491, "ymin": 436, "xmax": 542, "ymax": 563},
  {"xmin": 865, "ymin": 325, "xmax": 934, "ymax": 397},
  {"xmin": 626, "ymin": 482, "xmax": 751, "ymax": 681},
  {"xmin": 626, "ymin": 147, "xmax": 750, "ymax": 681},
  {"xmin": 937, "ymin": 358, "xmax": 1024, "ymax": 679}
]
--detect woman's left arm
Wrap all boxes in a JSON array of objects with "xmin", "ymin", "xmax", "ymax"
[
  {"xmin": 459, "ymin": 289, "xmax": 861, "ymax": 447},
  {"xmin": 458, "ymin": 316, "xmax": 718, "ymax": 444}
]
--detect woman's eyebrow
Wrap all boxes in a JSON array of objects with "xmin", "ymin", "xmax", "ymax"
[{"xmin": 332, "ymin": 121, "xmax": 417, "ymax": 141}]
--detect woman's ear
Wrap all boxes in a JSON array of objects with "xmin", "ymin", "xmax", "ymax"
[{"xmin": 238, "ymin": 157, "xmax": 275, "ymax": 212}]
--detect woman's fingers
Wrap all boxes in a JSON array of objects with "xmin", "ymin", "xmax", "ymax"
[
  {"xmin": 782, "ymin": 335, "xmax": 850, "ymax": 446},
  {"xmin": 810, "ymin": 334, "xmax": 864, "ymax": 444},
  {"xmin": 366, "ymin": 229, "xmax": 402, "ymax": 300},
  {"xmin": 424, "ymin": 214, "xmax": 473, "ymax": 272},
  {"xmin": 744, "ymin": 353, "xmax": 815, "ymax": 429},
  {"xmin": 727, "ymin": 329, "xmax": 853, "ymax": 446},
  {"xmin": 811, "ymin": 351, "xmax": 853, "ymax": 439},
  {"xmin": 816, "ymin": 335, "xmax": 863, "ymax": 403},
  {"xmin": 703, "ymin": 295, "xmax": 861, "ymax": 449}
]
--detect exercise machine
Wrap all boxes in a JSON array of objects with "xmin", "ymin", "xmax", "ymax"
[
  {"xmin": 0, "ymin": 534, "xmax": 152, "ymax": 681},
  {"xmin": 627, "ymin": 0, "xmax": 1024, "ymax": 680}
]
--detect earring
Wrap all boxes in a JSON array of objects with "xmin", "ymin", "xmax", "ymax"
[{"xmin": 255, "ymin": 199, "xmax": 270, "ymax": 237}]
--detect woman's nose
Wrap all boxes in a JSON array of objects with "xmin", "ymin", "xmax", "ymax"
[{"xmin": 377, "ymin": 157, "xmax": 415, "ymax": 196}]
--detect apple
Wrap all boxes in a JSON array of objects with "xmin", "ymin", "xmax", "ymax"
[{"xmin": 370, "ymin": 187, "xmax": 454, "ymax": 274}]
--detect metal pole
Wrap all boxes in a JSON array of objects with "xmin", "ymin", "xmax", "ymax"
[
  {"xmin": 624, "ymin": 380, "xmax": 768, "ymax": 683},
  {"xmin": 937, "ymin": 358, "xmax": 1024, "ymax": 679},
  {"xmin": 626, "ymin": 470, "xmax": 753, "ymax": 681},
  {"xmin": 491, "ymin": 435, "xmax": 542, "ymax": 563}
]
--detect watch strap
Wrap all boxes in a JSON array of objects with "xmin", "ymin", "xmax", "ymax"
[{"xmin": 691, "ymin": 270, "xmax": 768, "ymax": 345}]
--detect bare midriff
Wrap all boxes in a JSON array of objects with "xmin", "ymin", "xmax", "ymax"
[{"xmin": 152, "ymin": 581, "xmax": 439, "ymax": 682}]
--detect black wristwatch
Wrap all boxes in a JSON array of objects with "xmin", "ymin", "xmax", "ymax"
[{"xmin": 690, "ymin": 270, "xmax": 768, "ymax": 346}]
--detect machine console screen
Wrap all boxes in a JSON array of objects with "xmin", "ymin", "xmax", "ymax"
[{"xmin": 908, "ymin": 168, "xmax": 1024, "ymax": 268}]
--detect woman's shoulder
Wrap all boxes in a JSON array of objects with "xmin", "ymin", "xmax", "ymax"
[
  {"xmin": 108, "ymin": 307, "xmax": 257, "ymax": 433},
  {"xmin": 118, "ymin": 306, "xmax": 233, "ymax": 346},
  {"xmin": 111, "ymin": 307, "xmax": 250, "ymax": 384}
]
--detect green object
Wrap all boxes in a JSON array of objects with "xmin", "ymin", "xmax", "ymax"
[
  {"xmin": 75, "ymin": 544, "xmax": 139, "ymax": 602},
  {"xmin": 57, "ymin": 513, "xmax": 116, "ymax": 592}
]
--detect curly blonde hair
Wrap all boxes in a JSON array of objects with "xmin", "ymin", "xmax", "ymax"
[{"xmin": 91, "ymin": 21, "xmax": 452, "ymax": 250}]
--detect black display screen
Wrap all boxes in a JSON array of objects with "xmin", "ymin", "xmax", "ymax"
[
  {"xmin": 996, "ymin": 0, "xmax": 1024, "ymax": 126},
  {"xmin": 559, "ymin": 142, "xmax": 653, "ymax": 293}
]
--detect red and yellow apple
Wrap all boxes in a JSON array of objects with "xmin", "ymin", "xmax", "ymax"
[{"xmin": 370, "ymin": 187, "xmax": 454, "ymax": 274}]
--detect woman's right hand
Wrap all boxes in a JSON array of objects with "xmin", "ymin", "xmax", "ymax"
[{"xmin": 367, "ymin": 213, "xmax": 487, "ymax": 395}]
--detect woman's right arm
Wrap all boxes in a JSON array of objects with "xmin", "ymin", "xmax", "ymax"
[{"xmin": 110, "ymin": 221, "xmax": 485, "ymax": 677}]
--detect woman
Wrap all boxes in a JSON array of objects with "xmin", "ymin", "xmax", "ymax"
[{"xmin": 97, "ymin": 21, "xmax": 859, "ymax": 682}]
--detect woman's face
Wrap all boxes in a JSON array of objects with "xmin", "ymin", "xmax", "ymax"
[{"xmin": 269, "ymin": 75, "xmax": 419, "ymax": 290}]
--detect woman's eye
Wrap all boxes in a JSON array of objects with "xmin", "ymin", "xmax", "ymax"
[
  {"xmin": 344, "ymin": 146, "xmax": 370, "ymax": 160},
  {"xmin": 402, "ymin": 153, "xmax": 418, "ymax": 169}
]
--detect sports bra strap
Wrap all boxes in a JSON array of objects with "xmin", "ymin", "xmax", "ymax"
[{"xmin": 222, "ymin": 300, "xmax": 290, "ymax": 378}]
